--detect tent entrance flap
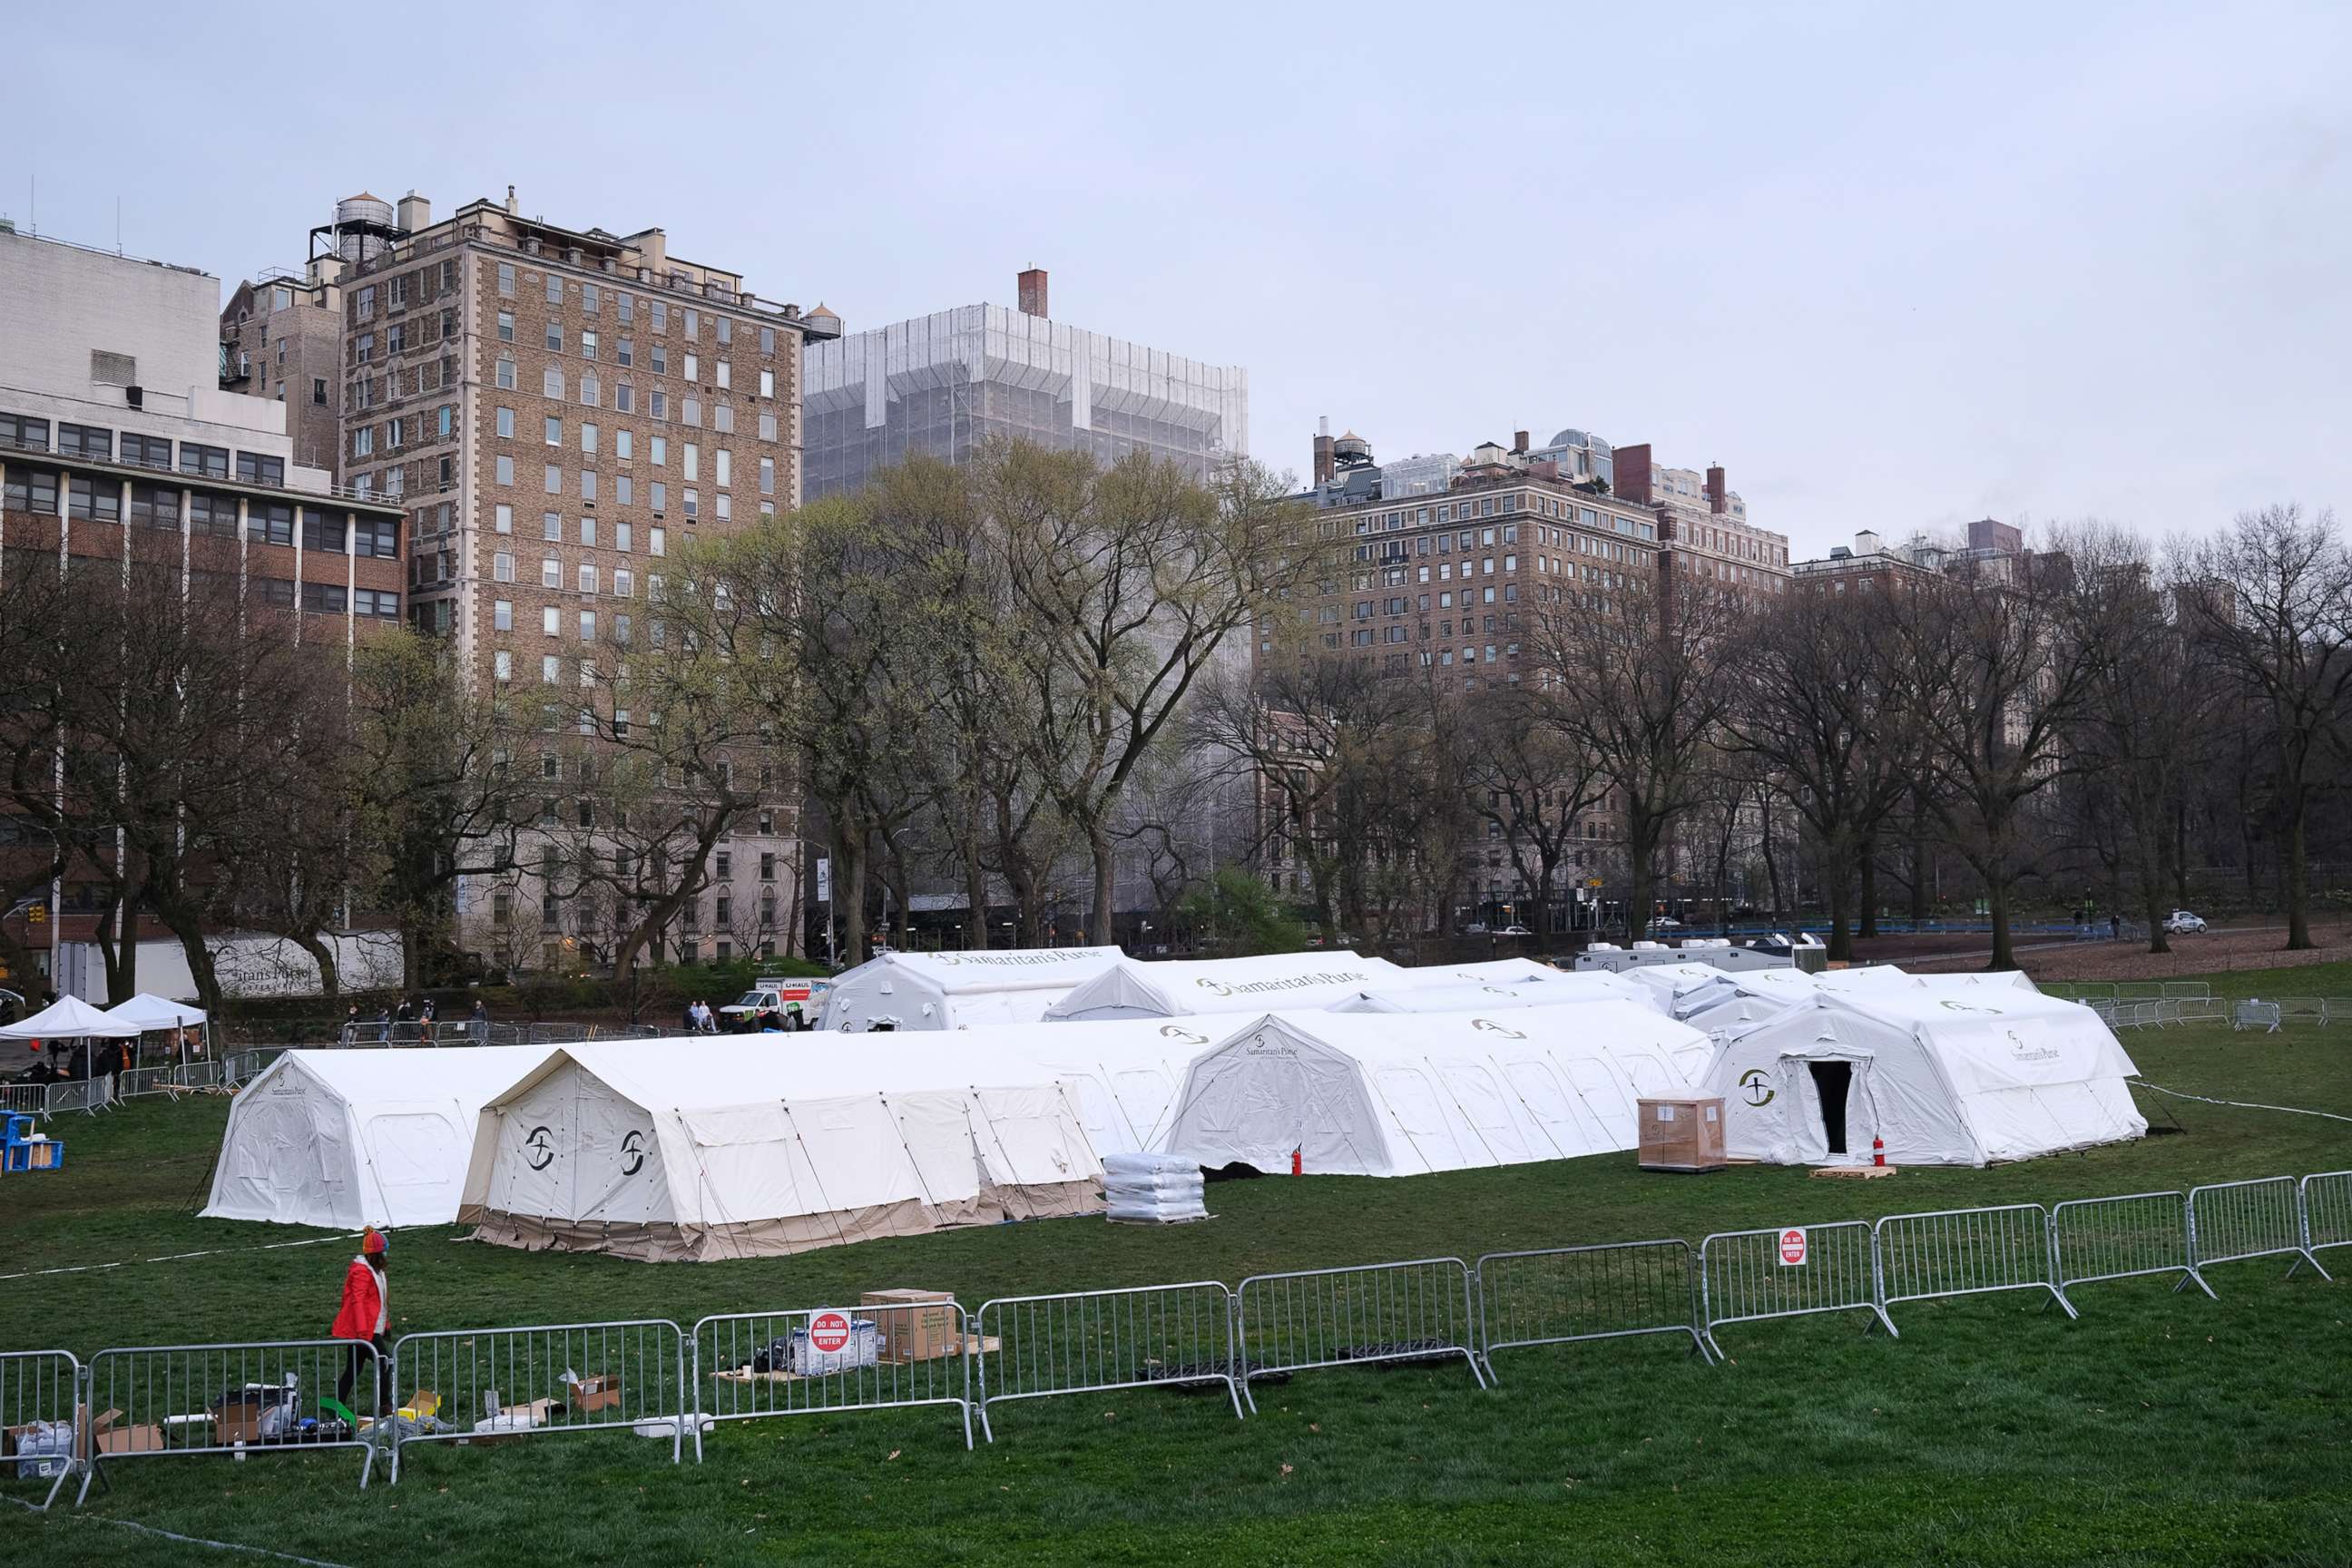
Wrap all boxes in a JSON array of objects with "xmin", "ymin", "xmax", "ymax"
[{"xmin": 1808, "ymin": 1062, "xmax": 1853, "ymax": 1155}]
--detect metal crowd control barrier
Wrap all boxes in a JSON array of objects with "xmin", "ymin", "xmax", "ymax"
[
  {"xmin": 1475, "ymin": 1240, "xmax": 1707, "ymax": 1373},
  {"xmin": 0, "ymin": 1083, "xmax": 47, "ymax": 1119},
  {"xmin": 2174, "ymin": 998, "xmax": 2228, "ymax": 1024},
  {"xmin": 2115, "ymin": 982, "xmax": 2164, "ymax": 1002},
  {"xmin": 44, "ymin": 1078, "xmax": 109, "ymax": 1115},
  {"xmin": 691, "ymin": 1303, "xmax": 976, "ymax": 1453},
  {"xmin": 116, "ymin": 1066, "xmax": 174, "ymax": 1099},
  {"xmin": 1234, "ymin": 1258, "xmax": 1485, "ymax": 1413},
  {"xmin": 2190, "ymin": 1177, "xmax": 2332, "ymax": 1282},
  {"xmin": 387, "ymin": 1318, "xmax": 689, "ymax": 1480},
  {"xmin": 2050, "ymin": 1191, "xmax": 2211, "ymax": 1309},
  {"xmin": 0, "ymin": 1350, "xmax": 83, "ymax": 1510},
  {"xmin": 973, "ymin": 1281, "xmax": 1242, "ymax": 1438},
  {"xmin": 2299, "ymin": 1171, "xmax": 2352, "ymax": 1261},
  {"xmin": 2161, "ymin": 982, "xmax": 2212, "ymax": 1001},
  {"xmin": 1872, "ymin": 1205, "xmax": 2072, "ymax": 1326},
  {"xmin": 2234, "ymin": 1001, "xmax": 2282, "ymax": 1033},
  {"xmin": 2277, "ymin": 998, "xmax": 2326, "ymax": 1026},
  {"xmin": 225, "ymin": 1047, "xmax": 288, "ymax": 1086},
  {"xmin": 2324, "ymin": 999, "xmax": 2352, "ymax": 1026},
  {"xmin": 1698, "ymin": 1220, "xmax": 1896, "ymax": 1357},
  {"xmin": 79, "ymin": 1338, "xmax": 384, "ymax": 1503}
]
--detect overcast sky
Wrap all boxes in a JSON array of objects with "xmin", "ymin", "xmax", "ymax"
[{"xmin": 15, "ymin": 1, "xmax": 2348, "ymax": 556}]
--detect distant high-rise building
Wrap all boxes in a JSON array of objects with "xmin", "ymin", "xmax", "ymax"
[
  {"xmin": 800, "ymin": 269, "xmax": 1247, "ymax": 498},
  {"xmin": 219, "ymin": 265, "xmax": 344, "ymax": 475}
]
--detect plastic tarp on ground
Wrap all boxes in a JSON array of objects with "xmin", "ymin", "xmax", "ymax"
[
  {"xmin": 202, "ymin": 1046, "xmax": 557, "ymax": 1229},
  {"xmin": 1159, "ymin": 1002, "xmax": 1713, "ymax": 1177},
  {"xmin": 1700, "ymin": 990, "xmax": 2144, "ymax": 1167},
  {"xmin": 818, "ymin": 946, "xmax": 1126, "ymax": 1032},
  {"xmin": 0, "ymin": 994, "xmax": 142, "ymax": 1041},
  {"xmin": 104, "ymin": 993, "xmax": 208, "ymax": 1030},
  {"xmin": 458, "ymin": 1037, "xmax": 1106, "ymax": 1262},
  {"xmin": 1041, "ymin": 951, "xmax": 1435, "ymax": 1022}
]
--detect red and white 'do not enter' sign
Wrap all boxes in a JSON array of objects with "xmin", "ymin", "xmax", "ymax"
[
  {"xmin": 808, "ymin": 1310, "xmax": 853, "ymax": 1353},
  {"xmin": 1778, "ymin": 1228, "xmax": 1808, "ymax": 1267}
]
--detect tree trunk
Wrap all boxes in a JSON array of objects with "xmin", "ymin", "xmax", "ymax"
[
  {"xmin": 1824, "ymin": 858, "xmax": 1854, "ymax": 964},
  {"xmin": 1857, "ymin": 838, "xmax": 1879, "ymax": 938},
  {"xmin": 1758, "ymin": 795, "xmax": 1785, "ymax": 928},
  {"xmin": 960, "ymin": 799, "xmax": 991, "ymax": 951},
  {"xmin": 290, "ymin": 930, "xmax": 341, "ymax": 995},
  {"xmin": 1907, "ymin": 818, "xmax": 1931, "ymax": 922},
  {"xmin": 1626, "ymin": 817, "xmax": 1657, "ymax": 943},
  {"xmin": 1084, "ymin": 818, "xmax": 1117, "ymax": 946},
  {"xmin": 1986, "ymin": 872, "xmax": 2014, "ymax": 972},
  {"xmin": 2286, "ymin": 805, "xmax": 2312, "ymax": 949}
]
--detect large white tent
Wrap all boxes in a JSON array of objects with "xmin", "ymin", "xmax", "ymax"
[
  {"xmin": 946, "ymin": 1017, "xmax": 1230, "ymax": 1155},
  {"xmin": 818, "ymin": 946, "xmax": 1127, "ymax": 1032},
  {"xmin": 103, "ymin": 993, "xmax": 207, "ymax": 1031},
  {"xmin": 202, "ymin": 1045, "xmax": 557, "ymax": 1229},
  {"xmin": 458, "ymin": 1037, "xmax": 1104, "ymax": 1261},
  {"xmin": 1813, "ymin": 966, "xmax": 2040, "ymax": 995},
  {"xmin": 1041, "ymin": 951, "xmax": 1434, "ymax": 1023},
  {"xmin": 1700, "ymin": 990, "xmax": 2144, "ymax": 1167},
  {"xmin": 0, "ymin": 994, "xmax": 141, "ymax": 1042},
  {"xmin": 1328, "ymin": 973, "xmax": 1655, "ymax": 1016},
  {"xmin": 1159, "ymin": 1002, "xmax": 1711, "ymax": 1176},
  {"xmin": 1679, "ymin": 967, "xmax": 1822, "ymax": 1037},
  {"xmin": 1615, "ymin": 962, "xmax": 1749, "ymax": 1020}
]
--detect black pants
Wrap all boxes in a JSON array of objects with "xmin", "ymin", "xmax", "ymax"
[{"xmin": 338, "ymin": 1338, "xmax": 392, "ymax": 1414}]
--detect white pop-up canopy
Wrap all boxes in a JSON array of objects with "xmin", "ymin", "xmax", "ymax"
[
  {"xmin": 458, "ymin": 1036, "xmax": 1105, "ymax": 1262},
  {"xmin": 1041, "ymin": 951, "xmax": 1433, "ymax": 1022},
  {"xmin": 0, "ymin": 994, "xmax": 141, "ymax": 1041},
  {"xmin": 1700, "ymin": 989, "xmax": 2144, "ymax": 1167},
  {"xmin": 104, "ymin": 993, "xmax": 208, "ymax": 1031},
  {"xmin": 819, "ymin": 946, "xmax": 1127, "ymax": 1032},
  {"xmin": 202, "ymin": 1045, "xmax": 558, "ymax": 1229},
  {"xmin": 1160, "ymin": 1001, "xmax": 1711, "ymax": 1177}
]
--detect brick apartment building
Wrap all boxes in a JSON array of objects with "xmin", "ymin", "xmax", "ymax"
[
  {"xmin": 313, "ymin": 188, "xmax": 839, "ymax": 969},
  {"xmin": 0, "ymin": 225, "xmax": 408, "ymax": 988},
  {"xmin": 218, "ymin": 268, "xmax": 344, "ymax": 475}
]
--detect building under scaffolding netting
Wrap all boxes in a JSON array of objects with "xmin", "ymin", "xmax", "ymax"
[{"xmin": 800, "ymin": 268, "xmax": 1248, "ymax": 498}]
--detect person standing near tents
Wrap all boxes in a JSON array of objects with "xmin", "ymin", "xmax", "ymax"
[
  {"xmin": 330, "ymin": 1227, "xmax": 394, "ymax": 1414},
  {"xmin": 468, "ymin": 999, "xmax": 489, "ymax": 1045}
]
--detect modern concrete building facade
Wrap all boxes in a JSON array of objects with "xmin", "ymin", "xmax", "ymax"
[
  {"xmin": 800, "ymin": 269, "xmax": 1247, "ymax": 498},
  {"xmin": 315, "ymin": 187, "xmax": 838, "ymax": 968}
]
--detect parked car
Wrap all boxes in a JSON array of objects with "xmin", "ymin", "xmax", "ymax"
[
  {"xmin": 1494, "ymin": 925, "xmax": 1533, "ymax": 936},
  {"xmin": 2163, "ymin": 910, "xmax": 2209, "ymax": 935},
  {"xmin": 1650, "ymin": 916, "xmax": 1685, "ymax": 931}
]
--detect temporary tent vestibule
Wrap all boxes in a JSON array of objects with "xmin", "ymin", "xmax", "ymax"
[
  {"xmin": 1700, "ymin": 991, "xmax": 2144, "ymax": 1167},
  {"xmin": 818, "ymin": 946, "xmax": 1126, "ymax": 1032},
  {"xmin": 202, "ymin": 1045, "xmax": 557, "ymax": 1229},
  {"xmin": 1041, "ymin": 952, "xmax": 1429, "ymax": 1022},
  {"xmin": 458, "ymin": 1037, "xmax": 1105, "ymax": 1262},
  {"xmin": 1159, "ymin": 1002, "xmax": 1711, "ymax": 1177}
]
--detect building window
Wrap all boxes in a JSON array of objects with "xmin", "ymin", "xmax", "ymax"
[
  {"xmin": 544, "ymin": 464, "xmax": 562, "ymax": 495},
  {"xmin": 497, "ymin": 407, "xmax": 515, "ymax": 438},
  {"xmin": 544, "ymin": 272, "xmax": 563, "ymax": 305},
  {"xmin": 495, "ymin": 455, "xmax": 514, "ymax": 486},
  {"xmin": 541, "ymin": 557, "xmax": 561, "ymax": 589},
  {"xmin": 497, "ymin": 311, "xmax": 514, "ymax": 342},
  {"xmin": 543, "ymin": 368, "xmax": 564, "ymax": 399},
  {"xmin": 495, "ymin": 357, "xmax": 515, "ymax": 391},
  {"xmin": 67, "ymin": 475, "xmax": 122, "ymax": 523},
  {"xmin": 494, "ymin": 552, "xmax": 514, "ymax": 583}
]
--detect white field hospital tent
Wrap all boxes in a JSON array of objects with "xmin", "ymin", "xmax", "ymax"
[
  {"xmin": 1328, "ymin": 973, "xmax": 1655, "ymax": 1016},
  {"xmin": 1617, "ymin": 962, "xmax": 1749, "ymax": 1020},
  {"xmin": 1160, "ymin": 1002, "xmax": 1711, "ymax": 1176},
  {"xmin": 1680, "ymin": 968, "xmax": 1822, "ymax": 1038},
  {"xmin": 1700, "ymin": 990, "xmax": 2144, "ymax": 1167},
  {"xmin": 202, "ymin": 1046, "xmax": 557, "ymax": 1229},
  {"xmin": 1813, "ymin": 966, "xmax": 2041, "ymax": 995},
  {"xmin": 1041, "ymin": 951, "xmax": 1436, "ymax": 1023},
  {"xmin": 927, "ymin": 1016, "xmax": 1241, "ymax": 1156},
  {"xmin": 458, "ymin": 1036, "xmax": 1104, "ymax": 1261},
  {"xmin": 818, "ymin": 946, "xmax": 1126, "ymax": 1032}
]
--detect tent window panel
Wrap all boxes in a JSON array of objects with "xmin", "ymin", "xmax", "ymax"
[
  {"xmin": 1560, "ymin": 1059, "xmax": 1632, "ymax": 1127},
  {"xmin": 1437, "ymin": 1064, "xmax": 1534, "ymax": 1161},
  {"xmin": 365, "ymin": 1114, "xmax": 462, "ymax": 1188},
  {"xmin": 1373, "ymin": 1067, "xmax": 1450, "ymax": 1137}
]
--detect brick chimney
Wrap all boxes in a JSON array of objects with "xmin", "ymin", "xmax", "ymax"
[
  {"xmin": 1312, "ymin": 416, "xmax": 1335, "ymax": 486},
  {"xmin": 1706, "ymin": 465, "xmax": 1727, "ymax": 515},
  {"xmin": 1614, "ymin": 443, "xmax": 1652, "ymax": 505},
  {"xmin": 1017, "ymin": 268, "xmax": 1049, "ymax": 318},
  {"xmin": 1514, "ymin": 429, "xmax": 1530, "ymax": 454}
]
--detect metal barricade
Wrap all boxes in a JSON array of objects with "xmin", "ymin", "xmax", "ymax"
[
  {"xmin": 1475, "ymin": 1240, "xmax": 1707, "ymax": 1373},
  {"xmin": 387, "ymin": 1318, "xmax": 689, "ymax": 1480},
  {"xmin": 1872, "ymin": 1205, "xmax": 2072, "ymax": 1325},
  {"xmin": 691, "ymin": 1302, "xmax": 976, "ymax": 1454},
  {"xmin": 2191, "ymin": 1177, "xmax": 2331, "ymax": 1281},
  {"xmin": 1698, "ymin": 1220, "xmax": 1895, "ymax": 1357},
  {"xmin": 2050, "ymin": 1190, "xmax": 2210, "ymax": 1308},
  {"xmin": 2115, "ymin": 982, "xmax": 2164, "ymax": 1002},
  {"xmin": 2161, "ymin": 982, "xmax": 2212, "ymax": 1001},
  {"xmin": 1233, "ymin": 1258, "xmax": 1485, "ymax": 1412},
  {"xmin": 2278, "ymin": 998, "xmax": 2326, "ymax": 1026},
  {"xmin": 973, "ymin": 1281, "xmax": 1241, "ymax": 1438},
  {"xmin": 0, "ymin": 1349, "xmax": 83, "ymax": 1510},
  {"xmin": 2299, "ymin": 1171, "xmax": 2352, "ymax": 1260},
  {"xmin": 116, "ymin": 1066, "xmax": 174, "ymax": 1099},
  {"xmin": 224, "ymin": 1047, "xmax": 288, "ymax": 1086},
  {"xmin": 175, "ymin": 1060, "xmax": 224, "ymax": 1092},
  {"xmin": 44, "ymin": 1078, "xmax": 110, "ymax": 1115},
  {"xmin": 0, "ymin": 1083, "xmax": 48, "ymax": 1119},
  {"xmin": 2174, "ymin": 997, "xmax": 2227, "ymax": 1025},
  {"xmin": 2324, "ymin": 999, "xmax": 2352, "ymax": 1026},
  {"xmin": 2234, "ymin": 1001, "xmax": 2282, "ymax": 1033},
  {"xmin": 80, "ymin": 1338, "xmax": 384, "ymax": 1503}
]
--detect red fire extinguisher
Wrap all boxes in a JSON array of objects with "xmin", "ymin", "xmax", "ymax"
[
  {"xmin": 1872, "ymin": 1136, "xmax": 1886, "ymax": 1168},
  {"xmin": 1290, "ymin": 1147, "xmax": 1304, "ymax": 1176}
]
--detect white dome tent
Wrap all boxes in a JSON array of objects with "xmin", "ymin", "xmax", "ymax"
[
  {"xmin": 1040, "ymin": 951, "xmax": 1435, "ymax": 1023},
  {"xmin": 1158, "ymin": 1002, "xmax": 1711, "ymax": 1177},
  {"xmin": 202, "ymin": 1045, "xmax": 557, "ymax": 1229},
  {"xmin": 818, "ymin": 946, "xmax": 1126, "ymax": 1032},
  {"xmin": 1700, "ymin": 989, "xmax": 2144, "ymax": 1167},
  {"xmin": 1326, "ymin": 973, "xmax": 1656, "ymax": 1016}
]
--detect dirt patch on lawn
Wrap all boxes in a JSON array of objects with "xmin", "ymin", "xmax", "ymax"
[{"xmin": 1861, "ymin": 922, "xmax": 2352, "ymax": 981}]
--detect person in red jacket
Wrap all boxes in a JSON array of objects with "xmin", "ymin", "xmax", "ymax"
[{"xmin": 331, "ymin": 1226, "xmax": 393, "ymax": 1414}]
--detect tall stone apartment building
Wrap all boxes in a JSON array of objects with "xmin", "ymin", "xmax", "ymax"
[
  {"xmin": 218, "ymin": 270, "xmax": 343, "ymax": 474},
  {"xmin": 0, "ymin": 226, "xmax": 407, "ymax": 989},
  {"xmin": 318, "ymin": 189, "xmax": 839, "ymax": 969}
]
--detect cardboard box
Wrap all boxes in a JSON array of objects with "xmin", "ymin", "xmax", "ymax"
[
  {"xmin": 76, "ymin": 1407, "xmax": 166, "ymax": 1456},
  {"xmin": 564, "ymin": 1375, "xmax": 622, "ymax": 1414},
  {"xmin": 862, "ymin": 1289, "xmax": 957, "ymax": 1363},
  {"xmin": 1637, "ymin": 1097, "xmax": 1727, "ymax": 1172},
  {"xmin": 211, "ymin": 1391, "xmax": 275, "ymax": 1446}
]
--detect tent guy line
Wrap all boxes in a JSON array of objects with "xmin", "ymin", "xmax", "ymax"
[
  {"xmin": 2134, "ymin": 1081, "xmax": 2352, "ymax": 1125},
  {"xmin": 0, "ymin": 1230, "xmax": 357, "ymax": 1283}
]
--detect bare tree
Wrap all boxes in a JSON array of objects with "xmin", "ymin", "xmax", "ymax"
[{"xmin": 1465, "ymin": 684, "xmax": 1604, "ymax": 943}]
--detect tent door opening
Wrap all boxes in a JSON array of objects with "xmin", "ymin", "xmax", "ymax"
[{"xmin": 1808, "ymin": 1061, "xmax": 1854, "ymax": 1155}]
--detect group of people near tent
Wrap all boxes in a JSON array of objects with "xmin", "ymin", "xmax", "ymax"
[
  {"xmin": 198, "ymin": 945, "xmax": 2146, "ymax": 1265},
  {"xmin": 1, "ymin": 991, "xmax": 211, "ymax": 1083}
]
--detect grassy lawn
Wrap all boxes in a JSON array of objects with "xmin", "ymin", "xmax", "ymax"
[{"xmin": 3, "ymin": 967, "xmax": 2349, "ymax": 1565}]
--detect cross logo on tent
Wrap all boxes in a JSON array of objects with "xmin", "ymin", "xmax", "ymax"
[
  {"xmin": 1158, "ymin": 1024, "xmax": 1209, "ymax": 1045},
  {"xmin": 524, "ymin": 1125, "xmax": 554, "ymax": 1171},
  {"xmin": 620, "ymin": 1130, "xmax": 645, "ymax": 1176},
  {"xmin": 1739, "ymin": 1069, "xmax": 1775, "ymax": 1107},
  {"xmin": 1470, "ymin": 1018, "xmax": 1526, "ymax": 1040},
  {"xmin": 1196, "ymin": 978, "xmax": 1233, "ymax": 997}
]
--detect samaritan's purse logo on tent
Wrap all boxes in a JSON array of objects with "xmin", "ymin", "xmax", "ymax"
[
  {"xmin": 524, "ymin": 1124, "xmax": 554, "ymax": 1171},
  {"xmin": 620, "ymin": 1129, "xmax": 646, "ymax": 1176},
  {"xmin": 1158, "ymin": 1024, "xmax": 1210, "ymax": 1045},
  {"xmin": 1738, "ymin": 1069, "xmax": 1775, "ymax": 1107},
  {"xmin": 1197, "ymin": 977, "xmax": 1233, "ymax": 997},
  {"xmin": 1937, "ymin": 999, "xmax": 2001, "ymax": 1014},
  {"xmin": 2005, "ymin": 1028, "xmax": 2061, "ymax": 1063},
  {"xmin": 1470, "ymin": 1017, "xmax": 1526, "ymax": 1040}
]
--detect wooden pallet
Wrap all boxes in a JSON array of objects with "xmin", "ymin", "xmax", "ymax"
[{"xmin": 1808, "ymin": 1164, "xmax": 1898, "ymax": 1180}]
